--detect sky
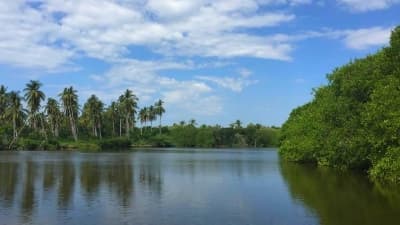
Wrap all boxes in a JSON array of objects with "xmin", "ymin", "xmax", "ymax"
[{"xmin": 0, "ymin": 0, "xmax": 399, "ymax": 126}]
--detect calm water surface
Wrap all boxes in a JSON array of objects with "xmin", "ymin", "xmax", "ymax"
[{"xmin": 0, "ymin": 149, "xmax": 399, "ymax": 225}]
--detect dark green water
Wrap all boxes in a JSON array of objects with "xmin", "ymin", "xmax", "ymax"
[{"xmin": 0, "ymin": 149, "xmax": 399, "ymax": 225}]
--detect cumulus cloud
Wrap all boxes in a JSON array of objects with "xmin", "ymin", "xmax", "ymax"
[
  {"xmin": 86, "ymin": 59, "xmax": 223, "ymax": 116},
  {"xmin": 0, "ymin": 0, "xmax": 302, "ymax": 70},
  {"xmin": 196, "ymin": 69, "xmax": 258, "ymax": 92},
  {"xmin": 0, "ymin": 1, "xmax": 73, "ymax": 70},
  {"xmin": 342, "ymin": 27, "xmax": 392, "ymax": 49},
  {"xmin": 337, "ymin": 0, "xmax": 400, "ymax": 12}
]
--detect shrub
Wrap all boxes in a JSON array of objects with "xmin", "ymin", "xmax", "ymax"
[
  {"xmin": 370, "ymin": 148, "xmax": 400, "ymax": 184},
  {"xmin": 98, "ymin": 138, "xmax": 131, "ymax": 150}
]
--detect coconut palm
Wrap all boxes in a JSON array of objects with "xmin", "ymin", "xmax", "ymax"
[
  {"xmin": 59, "ymin": 87, "xmax": 79, "ymax": 141},
  {"xmin": 45, "ymin": 98, "xmax": 62, "ymax": 138},
  {"xmin": 154, "ymin": 99, "xmax": 165, "ymax": 134},
  {"xmin": 139, "ymin": 107, "xmax": 148, "ymax": 135},
  {"xmin": 230, "ymin": 120, "xmax": 242, "ymax": 129},
  {"xmin": 82, "ymin": 95, "xmax": 104, "ymax": 139},
  {"xmin": 24, "ymin": 80, "xmax": 45, "ymax": 130},
  {"xmin": 107, "ymin": 101, "xmax": 119, "ymax": 137},
  {"xmin": 6, "ymin": 91, "xmax": 26, "ymax": 140},
  {"xmin": 189, "ymin": 119, "xmax": 197, "ymax": 127},
  {"xmin": 0, "ymin": 85, "xmax": 8, "ymax": 121},
  {"xmin": 118, "ymin": 89, "xmax": 138, "ymax": 137},
  {"xmin": 148, "ymin": 105, "xmax": 156, "ymax": 130}
]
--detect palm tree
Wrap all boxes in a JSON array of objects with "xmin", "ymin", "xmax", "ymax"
[
  {"xmin": 59, "ymin": 87, "xmax": 79, "ymax": 141},
  {"xmin": 148, "ymin": 105, "xmax": 156, "ymax": 131},
  {"xmin": 0, "ymin": 85, "xmax": 8, "ymax": 121},
  {"xmin": 118, "ymin": 89, "xmax": 138, "ymax": 137},
  {"xmin": 6, "ymin": 91, "xmax": 25, "ymax": 140},
  {"xmin": 139, "ymin": 107, "xmax": 147, "ymax": 135},
  {"xmin": 154, "ymin": 99, "xmax": 165, "ymax": 134},
  {"xmin": 45, "ymin": 98, "xmax": 62, "ymax": 138},
  {"xmin": 230, "ymin": 120, "xmax": 242, "ymax": 129},
  {"xmin": 189, "ymin": 119, "xmax": 197, "ymax": 127},
  {"xmin": 82, "ymin": 95, "xmax": 104, "ymax": 139},
  {"xmin": 24, "ymin": 80, "xmax": 45, "ymax": 130},
  {"xmin": 108, "ymin": 101, "xmax": 118, "ymax": 137}
]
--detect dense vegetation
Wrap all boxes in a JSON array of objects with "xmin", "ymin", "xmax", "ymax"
[
  {"xmin": 280, "ymin": 26, "xmax": 400, "ymax": 184},
  {"xmin": 0, "ymin": 82, "xmax": 279, "ymax": 151}
]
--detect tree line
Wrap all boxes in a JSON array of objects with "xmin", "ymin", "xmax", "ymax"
[
  {"xmin": 0, "ymin": 82, "xmax": 279, "ymax": 150},
  {"xmin": 0, "ymin": 82, "xmax": 165, "ymax": 149},
  {"xmin": 279, "ymin": 26, "xmax": 400, "ymax": 184}
]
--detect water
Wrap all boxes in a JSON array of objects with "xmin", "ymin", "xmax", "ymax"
[{"xmin": 0, "ymin": 149, "xmax": 399, "ymax": 225}]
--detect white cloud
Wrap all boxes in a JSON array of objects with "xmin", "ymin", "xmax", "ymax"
[
  {"xmin": 342, "ymin": 27, "xmax": 392, "ymax": 50},
  {"xmin": 196, "ymin": 70, "xmax": 258, "ymax": 92},
  {"xmin": 86, "ymin": 59, "xmax": 224, "ymax": 116},
  {"xmin": 0, "ymin": 0, "xmax": 392, "ymax": 72},
  {"xmin": 0, "ymin": 0, "xmax": 301, "ymax": 70},
  {"xmin": 0, "ymin": 1, "xmax": 73, "ymax": 70},
  {"xmin": 337, "ymin": 0, "xmax": 400, "ymax": 12}
]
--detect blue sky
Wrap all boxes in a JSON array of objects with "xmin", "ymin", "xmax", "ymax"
[{"xmin": 0, "ymin": 0, "xmax": 399, "ymax": 126}]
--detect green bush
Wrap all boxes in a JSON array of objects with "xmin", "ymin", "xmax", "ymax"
[
  {"xmin": 280, "ymin": 26, "xmax": 400, "ymax": 182},
  {"xmin": 370, "ymin": 148, "xmax": 400, "ymax": 184},
  {"xmin": 18, "ymin": 139, "xmax": 41, "ymax": 150},
  {"xmin": 98, "ymin": 138, "xmax": 131, "ymax": 150},
  {"xmin": 149, "ymin": 134, "xmax": 173, "ymax": 147}
]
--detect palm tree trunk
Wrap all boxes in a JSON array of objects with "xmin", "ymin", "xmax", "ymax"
[
  {"xmin": 70, "ymin": 115, "xmax": 78, "ymax": 141},
  {"xmin": 125, "ymin": 115, "xmax": 130, "ymax": 137},
  {"xmin": 13, "ymin": 115, "xmax": 17, "ymax": 139},
  {"xmin": 55, "ymin": 123, "xmax": 59, "ymax": 138},
  {"xmin": 112, "ymin": 119, "xmax": 115, "ymax": 137},
  {"xmin": 98, "ymin": 122, "xmax": 102, "ymax": 139},
  {"xmin": 94, "ymin": 125, "xmax": 97, "ymax": 137},
  {"xmin": 150, "ymin": 120, "xmax": 153, "ymax": 131},
  {"xmin": 32, "ymin": 114, "xmax": 37, "ymax": 131},
  {"xmin": 119, "ymin": 119, "xmax": 122, "ymax": 137},
  {"xmin": 40, "ymin": 116, "xmax": 48, "ymax": 141},
  {"xmin": 159, "ymin": 115, "xmax": 162, "ymax": 134}
]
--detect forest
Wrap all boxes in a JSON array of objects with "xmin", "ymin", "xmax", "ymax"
[
  {"xmin": 0, "ymin": 82, "xmax": 279, "ymax": 151},
  {"xmin": 279, "ymin": 26, "xmax": 400, "ymax": 184}
]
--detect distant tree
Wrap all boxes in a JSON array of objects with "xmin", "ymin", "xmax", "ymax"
[
  {"xmin": 24, "ymin": 80, "xmax": 45, "ymax": 131},
  {"xmin": 230, "ymin": 120, "xmax": 242, "ymax": 129},
  {"xmin": 107, "ymin": 101, "xmax": 119, "ymax": 137},
  {"xmin": 148, "ymin": 105, "xmax": 156, "ymax": 130},
  {"xmin": 139, "ymin": 107, "xmax": 148, "ymax": 135},
  {"xmin": 45, "ymin": 98, "xmax": 62, "ymax": 138},
  {"xmin": 59, "ymin": 87, "xmax": 79, "ymax": 141},
  {"xmin": 82, "ymin": 95, "xmax": 104, "ymax": 139},
  {"xmin": 154, "ymin": 99, "xmax": 165, "ymax": 134},
  {"xmin": 6, "ymin": 91, "xmax": 25, "ymax": 140},
  {"xmin": 119, "ymin": 89, "xmax": 138, "ymax": 137},
  {"xmin": 0, "ymin": 85, "xmax": 8, "ymax": 122}
]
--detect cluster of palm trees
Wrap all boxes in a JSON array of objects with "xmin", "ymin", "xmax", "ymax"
[
  {"xmin": 138, "ymin": 99, "xmax": 165, "ymax": 135},
  {"xmin": 0, "ymin": 80, "xmax": 166, "ymax": 144}
]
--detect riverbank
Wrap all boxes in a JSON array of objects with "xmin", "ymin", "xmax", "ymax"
[
  {"xmin": 279, "ymin": 26, "xmax": 400, "ymax": 184},
  {"xmin": 4, "ymin": 137, "xmax": 278, "ymax": 151}
]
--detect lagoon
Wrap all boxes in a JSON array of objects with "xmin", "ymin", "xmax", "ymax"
[{"xmin": 0, "ymin": 149, "xmax": 399, "ymax": 225}]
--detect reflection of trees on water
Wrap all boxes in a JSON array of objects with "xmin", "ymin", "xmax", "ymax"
[
  {"xmin": 0, "ymin": 162, "xmax": 18, "ymax": 207},
  {"xmin": 21, "ymin": 161, "xmax": 36, "ymax": 222},
  {"xmin": 173, "ymin": 156, "xmax": 272, "ymax": 178},
  {"xmin": 80, "ymin": 161, "xmax": 101, "ymax": 200},
  {"xmin": 104, "ymin": 159, "xmax": 134, "ymax": 206},
  {"xmin": 0, "ymin": 152, "xmax": 274, "ymax": 217},
  {"xmin": 138, "ymin": 160, "xmax": 162, "ymax": 197},
  {"xmin": 43, "ymin": 163, "xmax": 56, "ymax": 191},
  {"xmin": 58, "ymin": 161, "xmax": 75, "ymax": 209},
  {"xmin": 279, "ymin": 162, "xmax": 400, "ymax": 225}
]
